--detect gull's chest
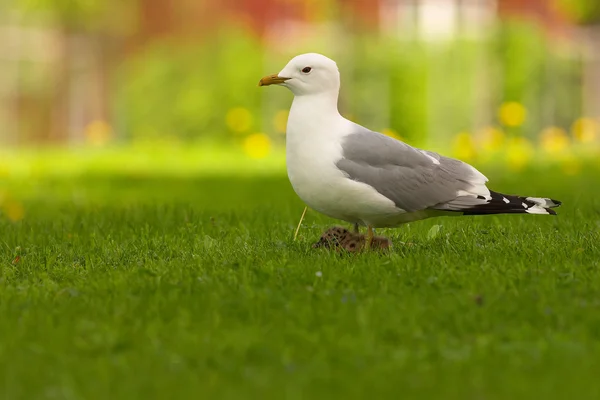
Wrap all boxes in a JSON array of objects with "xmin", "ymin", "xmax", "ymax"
[
  {"xmin": 286, "ymin": 128, "xmax": 344, "ymax": 201},
  {"xmin": 284, "ymin": 127, "xmax": 392, "ymax": 223},
  {"xmin": 283, "ymin": 102, "xmax": 401, "ymax": 224}
]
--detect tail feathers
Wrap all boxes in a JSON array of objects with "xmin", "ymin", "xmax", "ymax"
[
  {"xmin": 523, "ymin": 196, "xmax": 561, "ymax": 209},
  {"xmin": 459, "ymin": 191, "xmax": 561, "ymax": 216}
]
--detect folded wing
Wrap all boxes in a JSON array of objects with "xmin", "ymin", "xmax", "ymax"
[{"xmin": 337, "ymin": 126, "xmax": 490, "ymax": 213}]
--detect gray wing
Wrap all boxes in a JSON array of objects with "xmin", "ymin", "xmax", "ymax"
[{"xmin": 336, "ymin": 125, "xmax": 490, "ymax": 213}]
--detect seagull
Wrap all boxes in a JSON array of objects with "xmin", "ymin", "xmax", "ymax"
[{"xmin": 259, "ymin": 53, "xmax": 561, "ymax": 248}]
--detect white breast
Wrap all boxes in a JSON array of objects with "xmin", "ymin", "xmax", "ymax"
[{"xmin": 285, "ymin": 98, "xmax": 401, "ymax": 225}]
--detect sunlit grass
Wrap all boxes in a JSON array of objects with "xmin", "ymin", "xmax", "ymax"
[{"xmin": 0, "ymin": 143, "xmax": 286, "ymax": 180}]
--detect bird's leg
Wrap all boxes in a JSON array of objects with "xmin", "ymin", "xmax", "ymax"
[
  {"xmin": 365, "ymin": 225, "xmax": 374, "ymax": 250},
  {"xmin": 353, "ymin": 223, "xmax": 360, "ymax": 234}
]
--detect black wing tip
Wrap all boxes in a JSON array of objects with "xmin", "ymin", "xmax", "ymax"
[{"xmin": 459, "ymin": 192, "xmax": 562, "ymax": 216}]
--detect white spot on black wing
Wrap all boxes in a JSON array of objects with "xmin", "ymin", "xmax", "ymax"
[{"xmin": 458, "ymin": 190, "xmax": 561, "ymax": 216}]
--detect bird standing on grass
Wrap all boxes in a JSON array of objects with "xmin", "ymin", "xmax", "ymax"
[{"xmin": 259, "ymin": 53, "xmax": 561, "ymax": 248}]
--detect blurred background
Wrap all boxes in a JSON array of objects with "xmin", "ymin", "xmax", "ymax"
[{"xmin": 1, "ymin": 0, "xmax": 600, "ymax": 178}]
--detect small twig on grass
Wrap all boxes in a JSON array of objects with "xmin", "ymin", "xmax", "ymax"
[{"xmin": 293, "ymin": 206, "xmax": 308, "ymax": 241}]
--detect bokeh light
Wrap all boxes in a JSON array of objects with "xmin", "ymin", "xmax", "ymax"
[
  {"xmin": 498, "ymin": 102, "xmax": 527, "ymax": 128},
  {"xmin": 505, "ymin": 137, "xmax": 534, "ymax": 171},
  {"xmin": 572, "ymin": 118, "xmax": 599, "ymax": 143},
  {"xmin": 85, "ymin": 120, "xmax": 114, "ymax": 147},
  {"xmin": 476, "ymin": 126, "xmax": 506, "ymax": 152},
  {"xmin": 244, "ymin": 133, "xmax": 272, "ymax": 159},
  {"xmin": 540, "ymin": 127, "xmax": 570, "ymax": 155},
  {"xmin": 452, "ymin": 132, "xmax": 477, "ymax": 161},
  {"xmin": 226, "ymin": 107, "xmax": 254, "ymax": 134}
]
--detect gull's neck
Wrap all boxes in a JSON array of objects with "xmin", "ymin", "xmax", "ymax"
[
  {"xmin": 287, "ymin": 90, "xmax": 344, "ymax": 141},
  {"xmin": 291, "ymin": 90, "xmax": 340, "ymax": 117}
]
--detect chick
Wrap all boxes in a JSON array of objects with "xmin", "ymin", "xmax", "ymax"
[{"xmin": 312, "ymin": 226, "xmax": 392, "ymax": 253}]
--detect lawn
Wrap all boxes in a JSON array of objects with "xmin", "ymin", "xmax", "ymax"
[{"xmin": 1, "ymin": 152, "xmax": 600, "ymax": 399}]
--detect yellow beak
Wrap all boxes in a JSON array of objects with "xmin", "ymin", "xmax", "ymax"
[{"xmin": 258, "ymin": 74, "xmax": 290, "ymax": 86}]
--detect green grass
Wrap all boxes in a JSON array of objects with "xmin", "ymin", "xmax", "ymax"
[{"xmin": 1, "ymin": 164, "xmax": 600, "ymax": 399}]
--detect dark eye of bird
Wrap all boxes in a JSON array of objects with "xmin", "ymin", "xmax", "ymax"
[{"xmin": 302, "ymin": 67, "xmax": 312, "ymax": 73}]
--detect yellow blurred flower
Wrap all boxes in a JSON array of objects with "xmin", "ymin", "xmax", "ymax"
[
  {"xmin": 2, "ymin": 199, "xmax": 24, "ymax": 222},
  {"xmin": 452, "ymin": 132, "xmax": 476, "ymax": 161},
  {"xmin": 506, "ymin": 137, "xmax": 534, "ymax": 171},
  {"xmin": 561, "ymin": 155, "xmax": 582, "ymax": 176},
  {"xmin": 572, "ymin": 118, "xmax": 599, "ymax": 143},
  {"xmin": 273, "ymin": 110, "xmax": 289, "ymax": 134},
  {"xmin": 244, "ymin": 133, "xmax": 272, "ymax": 159},
  {"xmin": 226, "ymin": 107, "xmax": 253, "ymax": 134},
  {"xmin": 498, "ymin": 102, "xmax": 527, "ymax": 127},
  {"xmin": 85, "ymin": 120, "xmax": 113, "ymax": 146},
  {"xmin": 540, "ymin": 127, "xmax": 569, "ymax": 155},
  {"xmin": 476, "ymin": 126, "xmax": 505, "ymax": 152},
  {"xmin": 382, "ymin": 128, "xmax": 402, "ymax": 141}
]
